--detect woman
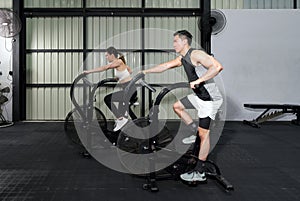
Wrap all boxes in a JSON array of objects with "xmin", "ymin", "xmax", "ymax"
[{"xmin": 83, "ymin": 47, "xmax": 137, "ymax": 131}]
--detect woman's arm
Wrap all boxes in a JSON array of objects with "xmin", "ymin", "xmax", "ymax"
[{"xmin": 83, "ymin": 59, "xmax": 123, "ymax": 74}]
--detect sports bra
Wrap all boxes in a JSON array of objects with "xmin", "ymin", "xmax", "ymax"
[{"xmin": 114, "ymin": 68, "xmax": 131, "ymax": 82}]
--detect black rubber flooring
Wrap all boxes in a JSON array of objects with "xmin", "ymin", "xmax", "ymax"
[{"xmin": 0, "ymin": 121, "xmax": 299, "ymax": 201}]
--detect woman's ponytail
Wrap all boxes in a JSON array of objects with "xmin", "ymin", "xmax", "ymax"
[{"xmin": 118, "ymin": 54, "xmax": 126, "ymax": 65}]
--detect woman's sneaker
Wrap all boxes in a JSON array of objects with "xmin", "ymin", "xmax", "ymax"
[
  {"xmin": 113, "ymin": 117, "xmax": 128, "ymax": 131},
  {"xmin": 180, "ymin": 170, "xmax": 206, "ymax": 182},
  {"xmin": 182, "ymin": 135, "xmax": 196, "ymax": 144}
]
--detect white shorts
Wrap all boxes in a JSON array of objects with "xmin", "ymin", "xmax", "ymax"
[{"xmin": 187, "ymin": 94, "xmax": 223, "ymax": 120}]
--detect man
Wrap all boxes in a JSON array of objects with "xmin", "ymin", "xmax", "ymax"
[{"xmin": 143, "ymin": 30, "xmax": 223, "ymax": 182}]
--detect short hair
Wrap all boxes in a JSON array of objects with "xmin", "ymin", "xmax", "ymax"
[{"xmin": 173, "ymin": 30, "xmax": 193, "ymax": 45}]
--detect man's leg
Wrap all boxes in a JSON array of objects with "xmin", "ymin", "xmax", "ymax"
[
  {"xmin": 173, "ymin": 99, "xmax": 199, "ymax": 144},
  {"xmin": 173, "ymin": 101, "xmax": 193, "ymax": 125},
  {"xmin": 195, "ymin": 117, "xmax": 211, "ymax": 173},
  {"xmin": 180, "ymin": 118, "xmax": 211, "ymax": 182},
  {"xmin": 198, "ymin": 126, "xmax": 210, "ymax": 161},
  {"xmin": 174, "ymin": 99, "xmax": 198, "ymax": 130}
]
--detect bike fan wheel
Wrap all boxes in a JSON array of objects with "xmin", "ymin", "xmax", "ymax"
[{"xmin": 64, "ymin": 106, "xmax": 107, "ymax": 147}]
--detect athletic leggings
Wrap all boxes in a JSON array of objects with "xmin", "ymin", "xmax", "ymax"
[{"xmin": 104, "ymin": 82, "xmax": 137, "ymax": 119}]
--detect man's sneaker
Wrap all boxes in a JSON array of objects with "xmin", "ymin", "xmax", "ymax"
[
  {"xmin": 182, "ymin": 135, "xmax": 196, "ymax": 144},
  {"xmin": 180, "ymin": 170, "xmax": 206, "ymax": 182},
  {"xmin": 113, "ymin": 117, "xmax": 128, "ymax": 131}
]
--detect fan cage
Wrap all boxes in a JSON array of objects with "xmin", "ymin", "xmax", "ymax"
[{"xmin": 0, "ymin": 8, "xmax": 22, "ymax": 38}]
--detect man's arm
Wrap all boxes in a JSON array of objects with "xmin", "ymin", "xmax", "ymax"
[
  {"xmin": 190, "ymin": 50, "xmax": 223, "ymax": 88},
  {"xmin": 143, "ymin": 57, "xmax": 182, "ymax": 74}
]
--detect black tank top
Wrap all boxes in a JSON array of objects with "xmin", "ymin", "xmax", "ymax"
[{"xmin": 181, "ymin": 48, "xmax": 212, "ymax": 101}]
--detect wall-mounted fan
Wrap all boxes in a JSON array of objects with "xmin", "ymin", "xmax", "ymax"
[
  {"xmin": 0, "ymin": 8, "xmax": 22, "ymax": 38},
  {"xmin": 198, "ymin": 9, "xmax": 227, "ymax": 35},
  {"xmin": 0, "ymin": 81, "xmax": 13, "ymax": 128}
]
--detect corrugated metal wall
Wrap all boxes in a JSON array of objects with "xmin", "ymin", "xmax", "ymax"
[
  {"xmin": 26, "ymin": 17, "xmax": 83, "ymax": 49},
  {"xmin": 26, "ymin": 52, "xmax": 83, "ymax": 120},
  {"xmin": 145, "ymin": 0, "xmax": 199, "ymax": 8},
  {"xmin": 24, "ymin": 0, "xmax": 82, "ymax": 7},
  {"xmin": 87, "ymin": 17, "xmax": 141, "ymax": 49},
  {"xmin": 212, "ymin": 0, "xmax": 244, "ymax": 9},
  {"xmin": 23, "ymin": 0, "xmax": 298, "ymax": 9},
  {"xmin": 26, "ymin": 16, "xmax": 83, "ymax": 120},
  {"xmin": 87, "ymin": 0, "xmax": 141, "ymax": 8},
  {"xmin": 19, "ymin": 0, "xmax": 300, "ymax": 9},
  {"xmin": 24, "ymin": 0, "xmax": 299, "ymax": 120},
  {"xmin": 0, "ymin": 0, "xmax": 12, "ymax": 8}
]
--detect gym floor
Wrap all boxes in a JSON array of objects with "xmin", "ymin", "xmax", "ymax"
[{"xmin": 0, "ymin": 121, "xmax": 299, "ymax": 201}]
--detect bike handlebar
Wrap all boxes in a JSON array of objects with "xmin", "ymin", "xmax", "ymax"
[
  {"xmin": 70, "ymin": 73, "xmax": 119, "ymax": 118},
  {"xmin": 82, "ymin": 77, "xmax": 93, "ymax": 87},
  {"xmin": 140, "ymin": 79, "xmax": 156, "ymax": 93},
  {"xmin": 124, "ymin": 72, "xmax": 156, "ymax": 95}
]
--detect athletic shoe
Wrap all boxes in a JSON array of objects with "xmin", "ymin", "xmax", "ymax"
[
  {"xmin": 182, "ymin": 135, "xmax": 196, "ymax": 144},
  {"xmin": 180, "ymin": 170, "xmax": 206, "ymax": 182},
  {"xmin": 113, "ymin": 117, "xmax": 128, "ymax": 131}
]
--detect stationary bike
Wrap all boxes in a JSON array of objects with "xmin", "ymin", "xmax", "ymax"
[
  {"xmin": 116, "ymin": 72, "xmax": 234, "ymax": 192},
  {"xmin": 64, "ymin": 73, "xmax": 139, "ymax": 156}
]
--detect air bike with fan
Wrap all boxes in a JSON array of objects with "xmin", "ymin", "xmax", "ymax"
[
  {"xmin": 115, "ymin": 10, "xmax": 231, "ymax": 192},
  {"xmin": 64, "ymin": 73, "xmax": 141, "ymax": 157},
  {"xmin": 116, "ymin": 72, "xmax": 233, "ymax": 192}
]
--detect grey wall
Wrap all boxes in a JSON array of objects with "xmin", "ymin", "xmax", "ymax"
[{"xmin": 212, "ymin": 9, "xmax": 300, "ymax": 121}]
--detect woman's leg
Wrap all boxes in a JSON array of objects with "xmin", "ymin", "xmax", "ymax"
[{"xmin": 104, "ymin": 91, "xmax": 125, "ymax": 119}]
